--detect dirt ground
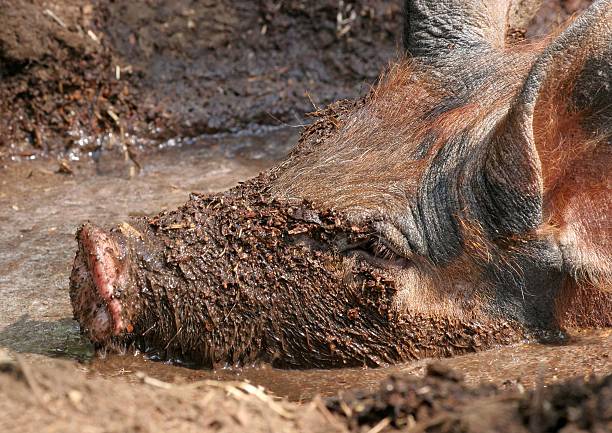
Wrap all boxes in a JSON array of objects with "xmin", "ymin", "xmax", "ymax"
[
  {"xmin": 0, "ymin": 0, "xmax": 403, "ymax": 159},
  {"xmin": 1, "ymin": 350, "xmax": 610, "ymax": 433},
  {"xmin": 0, "ymin": 0, "xmax": 592, "ymax": 160}
]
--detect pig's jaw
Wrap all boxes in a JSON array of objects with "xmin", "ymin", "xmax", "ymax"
[{"xmin": 70, "ymin": 224, "xmax": 129, "ymax": 342}]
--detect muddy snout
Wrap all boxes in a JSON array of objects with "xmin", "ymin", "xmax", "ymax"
[{"xmin": 69, "ymin": 223, "xmax": 131, "ymax": 343}]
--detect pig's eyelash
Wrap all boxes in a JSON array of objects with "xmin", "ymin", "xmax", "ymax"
[
  {"xmin": 370, "ymin": 238, "xmax": 399, "ymax": 261},
  {"xmin": 338, "ymin": 236, "xmax": 409, "ymax": 269},
  {"xmin": 350, "ymin": 237, "xmax": 410, "ymax": 269}
]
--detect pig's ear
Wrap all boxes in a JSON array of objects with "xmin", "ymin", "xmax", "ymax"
[
  {"xmin": 509, "ymin": 0, "xmax": 610, "ymax": 139},
  {"xmin": 403, "ymin": 0, "xmax": 543, "ymax": 56},
  {"xmin": 495, "ymin": 0, "xmax": 611, "ymax": 283}
]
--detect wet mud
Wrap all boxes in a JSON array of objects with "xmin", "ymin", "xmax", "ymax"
[
  {"xmin": 0, "ymin": 0, "xmax": 403, "ymax": 159},
  {"xmin": 85, "ymin": 328, "xmax": 612, "ymax": 403}
]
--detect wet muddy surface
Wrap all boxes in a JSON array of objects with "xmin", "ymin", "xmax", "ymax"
[
  {"xmin": 1, "ymin": 128, "xmax": 609, "ymax": 406},
  {"xmin": 3, "ymin": 351, "xmax": 608, "ymax": 433},
  {"xmin": 0, "ymin": 0, "xmax": 403, "ymax": 160},
  {"xmin": 86, "ymin": 329, "xmax": 611, "ymax": 402}
]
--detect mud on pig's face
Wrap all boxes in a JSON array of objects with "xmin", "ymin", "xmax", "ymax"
[{"xmin": 69, "ymin": 185, "xmax": 397, "ymax": 361}]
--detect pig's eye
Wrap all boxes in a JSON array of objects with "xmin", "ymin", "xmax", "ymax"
[{"xmin": 343, "ymin": 237, "xmax": 410, "ymax": 269}]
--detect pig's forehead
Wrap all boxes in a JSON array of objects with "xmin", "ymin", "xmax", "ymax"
[{"xmin": 271, "ymin": 51, "xmax": 536, "ymax": 212}]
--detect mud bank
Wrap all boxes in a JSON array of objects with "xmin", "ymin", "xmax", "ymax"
[
  {"xmin": 0, "ymin": 0, "xmax": 591, "ymax": 160},
  {"xmin": 0, "ymin": 0, "xmax": 403, "ymax": 160},
  {"xmin": 1, "ymin": 351, "xmax": 610, "ymax": 433}
]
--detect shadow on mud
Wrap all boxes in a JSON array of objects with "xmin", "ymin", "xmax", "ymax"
[{"xmin": 0, "ymin": 315, "xmax": 94, "ymax": 361}]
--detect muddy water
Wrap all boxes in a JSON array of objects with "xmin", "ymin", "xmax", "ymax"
[{"xmin": 0, "ymin": 128, "xmax": 610, "ymax": 402}]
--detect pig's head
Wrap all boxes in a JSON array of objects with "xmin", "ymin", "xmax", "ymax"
[
  {"xmin": 70, "ymin": 0, "xmax": 611, "ymax": 367},
  {"xmin": 272, "ymin": 0, "xmax": 611, "ymax": 330}
]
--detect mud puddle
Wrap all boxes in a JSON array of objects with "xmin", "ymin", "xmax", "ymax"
[
  {"xmin": 86, "ymin": 329, "xmax": 610, "ymax": 402},
  {"xmin": 1, "ymin": 127, "xmax": 610, "ymax": 403}
]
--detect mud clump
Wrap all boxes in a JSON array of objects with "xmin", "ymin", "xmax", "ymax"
[
  {"xmin": 0, "ymin": 0, "xmax": 403, "ymax": 160},
  {"xmin": 0, "ymin": 0, "xmax": 137, "ymax": 158},
  {"xmin": 326, "ymin": 363, "xmax": 612, "ymax": 432}
]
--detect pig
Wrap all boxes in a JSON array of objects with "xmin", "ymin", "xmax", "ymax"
[{"xmin": 70, "ymin": 0, "xmax": 611, "ymax": 368}]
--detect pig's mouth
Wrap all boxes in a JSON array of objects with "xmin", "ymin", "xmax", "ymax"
[{"xmin": 70, "ymin": 223, "xmax": 129, "ymax": 343}]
